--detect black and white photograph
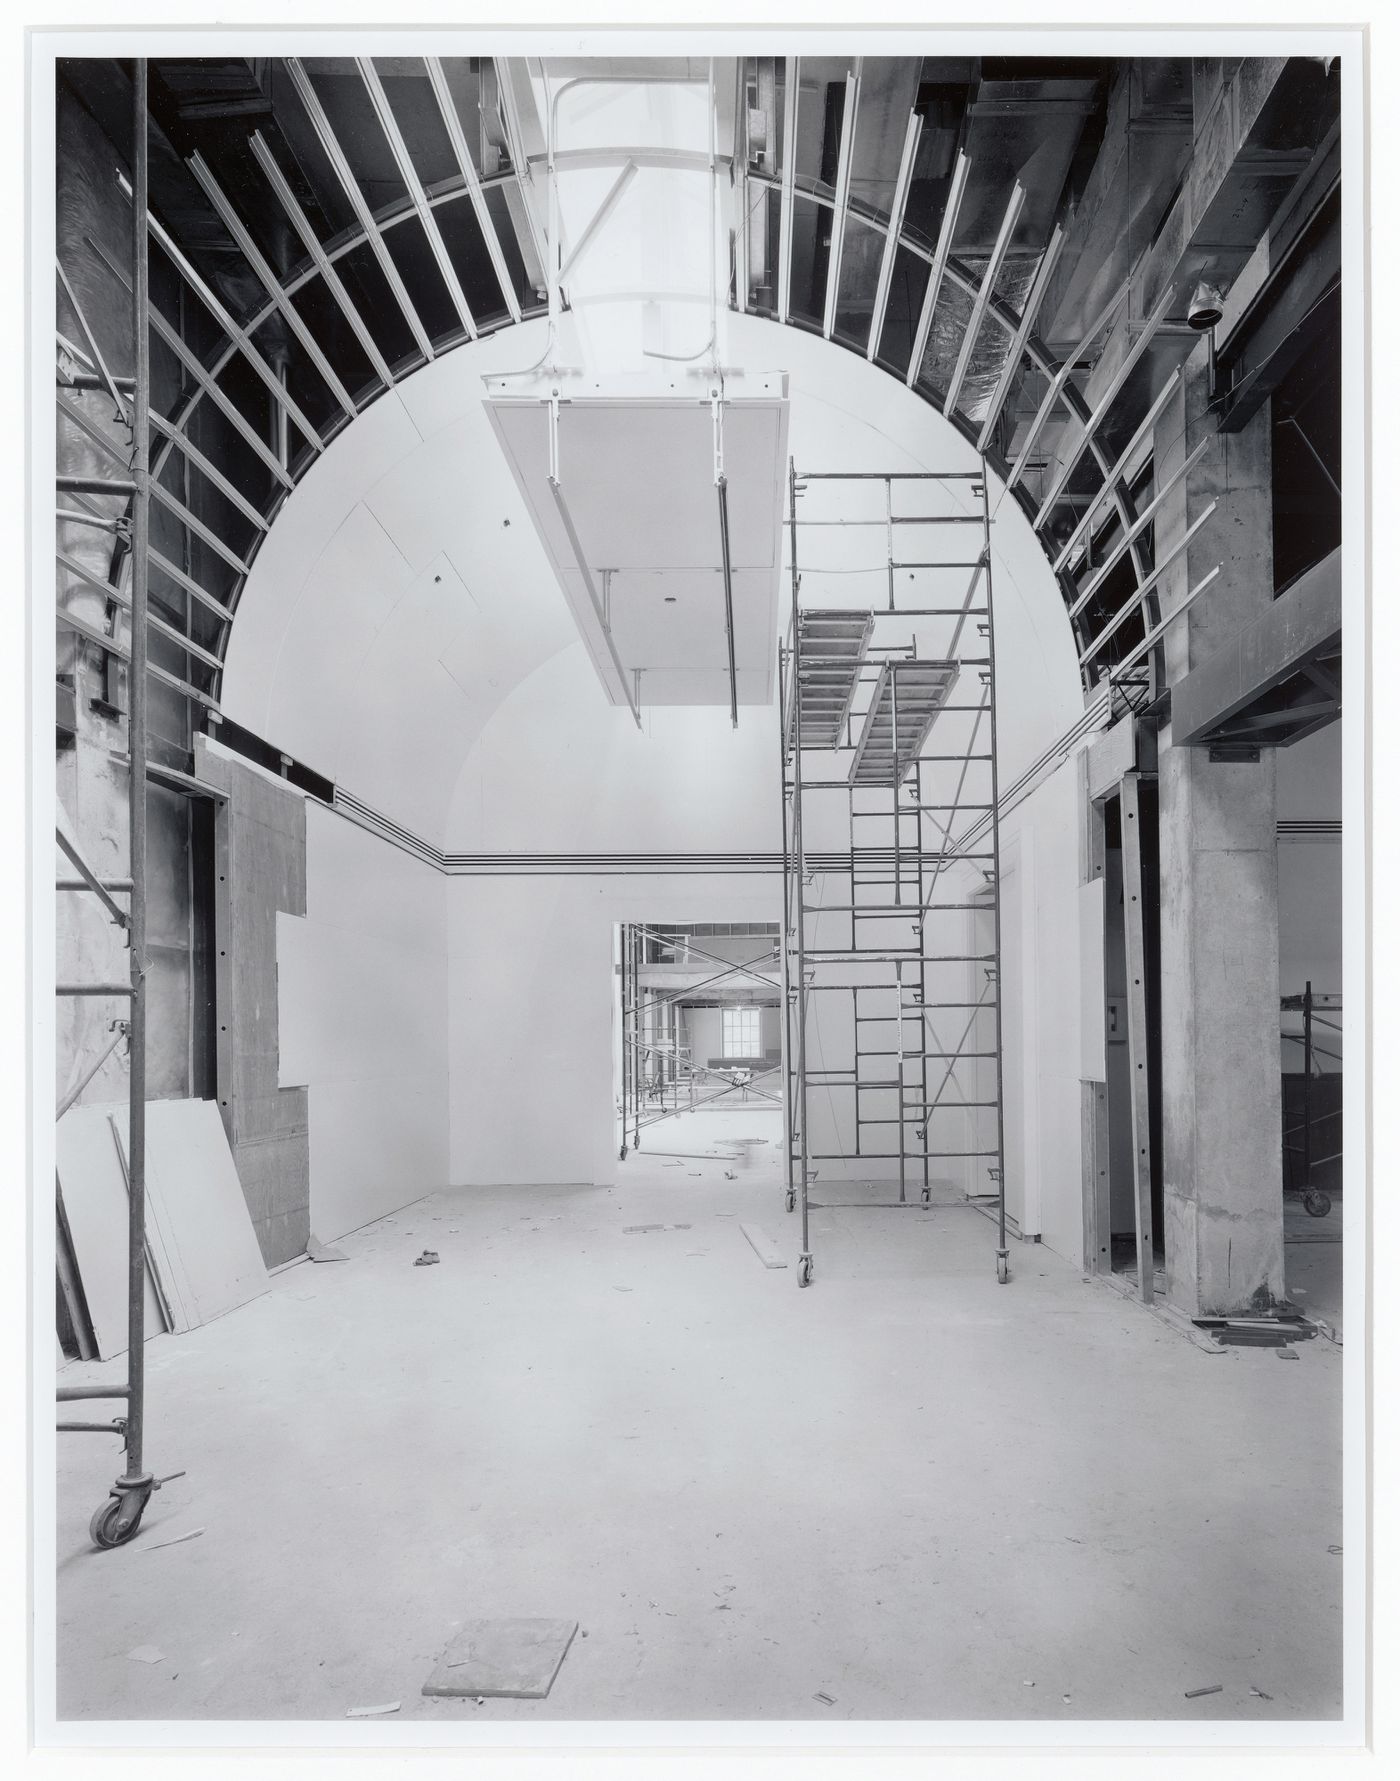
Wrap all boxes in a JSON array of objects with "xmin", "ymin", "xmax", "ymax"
[{"xmin": 17, "ymin": 6, "xmax": 1385, "ymax": 1772}]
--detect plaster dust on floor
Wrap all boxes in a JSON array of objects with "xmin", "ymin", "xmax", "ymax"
[{"xmin": 54, "ymin": 1107, "xmax": 1342, "ymax": 1724}]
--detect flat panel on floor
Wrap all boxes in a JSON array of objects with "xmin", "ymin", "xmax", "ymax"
[{"xmin": 421, "ymin": 1618, "xmax": 578, "ymax": 1700}]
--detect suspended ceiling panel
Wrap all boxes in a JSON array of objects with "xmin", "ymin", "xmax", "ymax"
[{"xmin": 484, "ymin": 372, "xmax": 789, "ymax": 711}]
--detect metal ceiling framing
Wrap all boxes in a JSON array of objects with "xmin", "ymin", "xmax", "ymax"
[{"xmin": 54, "ymin": 53, "xmax": 1282, "ymax": 707}]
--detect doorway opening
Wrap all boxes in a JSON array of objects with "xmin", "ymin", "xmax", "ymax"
[
  {"xmin": 615, "ymin": 922, "xmax": 783, "ymax": 1173},
  {"xmin": 1094, "ymin": 778, "xmax": 1163, "ymax": 1300}
]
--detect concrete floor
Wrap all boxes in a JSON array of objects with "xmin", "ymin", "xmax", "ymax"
[{"xmin": 54, "ymin": 1107, "xmax": 1342, "ymax": 1725}]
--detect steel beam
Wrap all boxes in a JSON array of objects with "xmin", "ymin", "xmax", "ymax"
[
  {"xmin": 1068, "ymin": 438, "xmax": 1210, "ymax": 621},
  {"xmin": 186, "ymin": 151, "xmax": 358, "ymax": 416},
  {"xmin": 248, "ymin": 131, "xmax": 396, "ymax": 390},
  {"xmin": 424, "ymin": 56, "xmax": 522, "ymax": 324},
  {"xmin": 1033, "ymin": 280, "xmax": 1177, "ymax": 531},
  {"xmin": 122, "ymin": 178, "xmax": 326, "ymax": 452},
  {"xmin": 148, "ymin": 412, "xmax": 269, "ymax": 534},
  {"xmin": 56, "ymin": 259, "xmax": 130, "ymax": 425},
  {"xmin": 822, "ymin": 68, "xmax": 860, "ymax": 340},
  {"xmin": 1053, "ymin": 366, "xmax": 1183, "ymax": 575},
  {"xmin": 944, "ymin": 183, "xmax": 1024, "ymax": 416},
  {"xmin": 1078, "ymin": 502, "xmax": 1218, "ymax": 667},
  {"xmin": 867, "ymin": 111, "xmax": 921, "ymax": 361},
  {"xmin": 975, "ymin": 225, "xmax": 1063, "ymax": 453},
  {"xmin": 906, "ymin": 151, "xmax": 970, "ymax": 389},
  {"xmin": 777, "ymin": 58, "xmax": 797, "ymax": 325},
  {"xmin": 285, "ymin": 57, "xmax": 436, "ymax": 363},
  {"xmin": 357, "ymin": 57, "xmax": 477, "ymax": 340},
  {"xmin": 85, "ymin": 234, "xmax": 296, "ymax": 491},
  {"xmin": 1004, "ymin": 275, "xmax": 1130, "ymax": 492}
]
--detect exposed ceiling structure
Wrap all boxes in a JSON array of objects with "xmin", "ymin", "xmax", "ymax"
[{"xmin": 55, "ymin": 51, "xmax": 1340, "ymax": 769}]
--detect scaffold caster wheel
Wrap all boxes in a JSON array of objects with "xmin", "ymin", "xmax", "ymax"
[
  {"xmin": 921, "ymin": 1187, "xmax": 931, "ymax": 1205},
  {"xmin": 996, "ymin": 1253, "xmax": 1009, "ymax": 1286},
  {"xmin": 798, "ymin": 1255, "xmax": 813, "ymax": 1288},
  {"xmin": 619, "ymin": 1144, "xmax": 627, "ymax": 1161},
  {"xmin": 89, "ymin": 1488, "xmax": 148, "ymax": 1550},
  {"xmin": 785, "ymin": 1188, "xmax": 796, "ymax": 1213},
  {"xmin": 1303, "ymin": 1187, "xmax": 1332, "ymax": 1219}
]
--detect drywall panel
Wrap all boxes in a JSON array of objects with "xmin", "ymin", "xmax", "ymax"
[
  {"xmin": 55, "ymin": 1107, "xmax": 166, "ymax": 1360},
  {"xmin": 1006, "ymin": 765, "xmax": 1088, "ymax": 1269},
  {"xmin": 280, "ymin": 801, "xmax": 449, "ymax": 1243},
  {"xmin": 219, "ymin": 389, "xmax": 424, "ymax": 738},
  {"xmin": 57, "ymin": 1098, "xmax": 267, "ymax": 1351},
  {"xmin": 196, "ymin": 743, "xmax": 311, "ymax": 1267},
  {"xmin": 261, "ymin": 499, "xmax": 415, "ymax": 779},
  {"xmin": 141, "ymin": 1099, "xmax": 269, "ymax": 1328}
]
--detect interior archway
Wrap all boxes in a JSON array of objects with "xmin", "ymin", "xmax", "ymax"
[{"xmin": 227, "ymin": 310, "xmax": 1088, "ymax": 1249}]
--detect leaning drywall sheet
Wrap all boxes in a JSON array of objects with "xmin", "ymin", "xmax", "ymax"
[
  {"xmin": 55, "ymin": 1106, "xmax": 169, "ymax": 1360},
  {"xmin": 143, "ymin": 1099, "xmax": 269, "ymax": 1328}
]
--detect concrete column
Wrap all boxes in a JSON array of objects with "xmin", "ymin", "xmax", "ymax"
[{"xmin": 1154, "ymin": 338, "xmax": 1285, "ymax": 1318}]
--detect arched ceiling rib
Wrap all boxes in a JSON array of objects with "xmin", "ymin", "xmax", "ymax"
[{"xmin": 55, "ymin": 52, "xmax": 1339, "ymax": 734}]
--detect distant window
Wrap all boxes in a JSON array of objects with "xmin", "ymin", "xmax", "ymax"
[{"xmin": 723, "ymin": 1007, "xmax": 760, "ymax": 1057}]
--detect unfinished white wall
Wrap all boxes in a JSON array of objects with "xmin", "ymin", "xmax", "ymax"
[
  {"xmin": 220, "ymin": 308, "xmax": 1090, "ymax": 1254},
  {"xmin": 277, "ymin": 801, "xmax": 449, "ymax": 1242}
]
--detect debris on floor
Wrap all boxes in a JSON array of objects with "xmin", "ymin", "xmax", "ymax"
[
  {"xmin": 346, "ymin": 1700, "xmax": 401, "ymax": 1717},
  {"xmin": 623, "ymin": 1224, "xmax": 665, "ymax": 1234},
  {"xmin": 813, "ymin": 1690, "xmax": 835, "ymax": 1705},
  {"xmin": 1193, "ymin": 1314, "xmax": 1315, "ymax": 1349},
  {"xmin": 306, "ymin": 1234, "xmax": 348, "ymax": 1264},
  {"xmin": 126, "ymin": 1645, "xmax": 164, "ymax": 1665},
  {"xmin": 423, "ymin": 1617, "xmax": 578, "ymax": 1700},
  {"xmin": 740, "ymin": 1224, "xmax": 787, "ymax": 1269},
  {"xmin": 1249, "ymin": 1686, "xmax": 1274, "ymax": 1700},
  {"xmin": 413, "ymin": 1250, "xmax": 440, "ymax": 1267},
  {"xmin": 1184, "ymin": 1684, "xmax": 1222, "ymax": 1699},
  {"xmin": 142, "ymin": 1527, "xmax": 204, "ymax": 1552}
]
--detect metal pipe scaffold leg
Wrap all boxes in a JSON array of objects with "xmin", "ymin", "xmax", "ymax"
[
  {"xmin": 778, "ymin": 645, "xmax": 797, "ymax": 1218},
  {"xmin": 980, "ymin": 476, "xmax": 1011, "ymax": 1286},
  {"xmin": 788, "ymin": 463, "xmax": 814, "ymax": 1288},
  {"xmin": 89, "ymin": 60, "xmax": 156, "ymax": 1550}
]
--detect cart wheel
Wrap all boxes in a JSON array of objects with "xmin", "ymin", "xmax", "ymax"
[
  {"xmin": 996, "ymin": 1253, "xmax": 1009, "ymax": 1285},
  {"xmin": 785, "ymin": 1188, "xmax": 796, "ymax": 1213},
  {"xmin": 89, "ymin": 1492, "xmax": 145, "ymax": 1550},
  {"xmin": 797, "ymin": 1255, "xmax": 813, "ymax": 1288},
  {"xmin": 1303, "ymin": 1187, "xmax": 1332, "ymax": 1219}
]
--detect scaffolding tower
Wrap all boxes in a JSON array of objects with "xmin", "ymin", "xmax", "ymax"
[
  {"xmin": 53, "ymin": 64, "xmax": 184, "ymax": 1545},
  {"xmin": 779, "ymin": 464, "xmax": 1008, "ymax": 1288}
]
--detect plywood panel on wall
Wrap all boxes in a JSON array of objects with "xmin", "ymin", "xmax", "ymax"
[{"xmin": 196, "ymin": 739, "xmax": 311, "ymax": 1266}]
